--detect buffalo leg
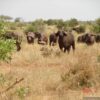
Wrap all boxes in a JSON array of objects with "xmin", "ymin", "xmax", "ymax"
[
  {"xmin": 72, "ymin": 41, "xmax": 75, "ymax": 52},
  {"xmin": 66, "ymin": 46, "xmax": 71, "ymax": 53}
]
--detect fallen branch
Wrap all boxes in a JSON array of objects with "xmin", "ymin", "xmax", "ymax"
[{"xmin": 0, "ymin": 78, "xmax": 24, "ymax": 94}]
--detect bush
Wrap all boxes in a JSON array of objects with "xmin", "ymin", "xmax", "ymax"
[
  {"xmin": 0, "ymin": 39, "xmax": 15, "ymax": 62},
  {"xmin": 68, "ymin": 18, "xmax": 78, "ymax": 27},
  {"xmin": 0, "ymin": 21, "xmax": 6, "ymax": 37},
  {"xmin": 16, "ymin": 86, "xmax": 30, "ymax": 99},
  {"xmin": 60, "ymin": 65, "xmax": 96, "ymax": 89},
  {"xmin": 24, "ymin": 24, "xmax": 35, "ymax": 33},
  {"xmin": 92, "ymin": 25, "xmax": 100, "ymax": 33},
  {"xmin": 95, "ymin": 18, "xmax": 100, "ymax": 25},
  {"xmin": 25, "ymin": 19, "xmax": 46, "ymax": 33},
  {"xmin": 73, "ymin": 25, "xmax": 85, "ymax": 33}
]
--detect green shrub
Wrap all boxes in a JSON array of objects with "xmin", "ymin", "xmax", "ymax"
[
  {"xmin": 25, "ymin": 19, "xmax": 46, "ymax": 33},
  {"xmin": 0, "ymin": 39, "xmax": 15, "ymax": 62},
  {"xmin": 68, "ymin": 18, "xmax": 78, "ymax": 27},
  {"xmin": 73, "ymin": 25, "xmax": 85, "ymax": 33},
  {"xmin": 24, "ymin": 24, "xmax": 36, "ymax": 33},
  {"xmin": 92, "ymin": 25, "xmax": 100, "ymax": 33},
  {"xmin": 95, "ymin": 18, "xmax": 100, "ymax": 25},
  {"xmin": 16, "ymin": 87, "xmax": 30, "ymax": 100},
  {"xmin": 0, "ymin": 21, "xmax": 6, "ymax": 37}
]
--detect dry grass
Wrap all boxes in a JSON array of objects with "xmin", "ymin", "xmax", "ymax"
[{"xmin": 0, "ymin": 41, "xmax": 100, "ymax": 100}]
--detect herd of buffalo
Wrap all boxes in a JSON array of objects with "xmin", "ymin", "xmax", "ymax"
[{"xmin": 3, "ymin": 30, "xmax": 100, "ymax": 53}]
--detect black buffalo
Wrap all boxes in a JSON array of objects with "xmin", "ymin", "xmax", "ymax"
[
  {"xmin": 26, "ymin": 32, "xmax": 35, "ymax": 44},
  {"xmin": 4, "ymin": 32, "xmax": 22, "ymax": 51},
  {"xmin": 95, "ymin": 34, "xmax": 100, "ymax": 43},
  {"xmin": 56, "ymin": 31, "xmax": 75, "ymax": 53},
  {"xmin": 49, "ymin": 33, "xmax": 57, "ymax": 46},
  {"xmin": 77, "ymin": 33, "xmax": 95, "ymax": 45},
  {"xmin": 35, "ymin": 32, "xmax": 48, "ymax": 45}
]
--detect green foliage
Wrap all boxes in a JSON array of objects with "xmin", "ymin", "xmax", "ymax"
[
  {"xmin": 91, "ymin": 18, "xmax": 100, "ymax": 33},
  {"xmin": 25, "ymin": 19, "xmax": 46, "ymax": 33},
  {"xmin": 15, "ymin": 17, "xmax": 22, "ymax": 23},
  {"xmin": 68, "ymin": 18, "xmax": 78, "ymax": 27},
  {"xmin": 45, "ymin": 18, "xmax": 78, "ymax": 30},
  {"xmin": 0, "ymin": 21, "xmax": 6, "ymax": 37},
  {"xmin": 92, "ymin": 25, "xmax": 100, "ymax": 33},
  {"xmin": 32, "ymin": 19, "xmax": 46, "ymax": 32},
  {"xmin": 16, "ymin": 87, "xmax": 30, "ymax": 100},
  {"xmin": 0, "ymin": 39, "xmax": 15, "ymax": 62},
  {"xmin": 0, "ymin": 15, "xmax": 13, "ymax": 21},
  {"xmin": 25, "ymin": 24, "xmax": 36, "ymax": 33},
  {"xmin": 56, "ymin": 19, "xmax": 65, "ymax": 30},
  {"xmin": 73, "ymin": 25, "xmax": 85, "ymax": 33},
  {"xmin": 95, "ymin": 18, "xmax": 100, "ymax": 25},
  {"xmin": 46, "ymin": 19, "xmax": 67, "ymax": 30}
]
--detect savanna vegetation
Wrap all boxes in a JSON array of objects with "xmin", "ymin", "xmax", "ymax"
[{"xmin": 0, "ymin": 15, "xmax": 100, "ymax": 100}]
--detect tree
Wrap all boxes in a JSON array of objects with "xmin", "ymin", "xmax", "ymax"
[
  {"xmin": 92, "ymin": 18, "xmax": 100, "ymax": 33},
  {"xmin": 0, "ymin": 15, "xmax": 13, "ymax": 21},
  {"xmin": 68, "ymin": 18, "xmax": 78, "ymax": 27},
  {"xmin": 0, "ymin": 21, "xmax": 6, "ymax": 37},
  {"xmin": 15, "ymin": 17, "xmax": 23, "ymax": 22},
  {"xmin": 95, "ymin": 18, "xmax": 100, "ymax": 25},
  {"xmin": 92, "ymin": 25, "xmax": 100, "ymax": 33},
  {"xmin": 25, "ymin": 19, "xmax": 46, "ymax": 33}
]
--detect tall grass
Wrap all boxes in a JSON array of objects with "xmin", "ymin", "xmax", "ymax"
[{"xmin": 0, "ymin": 42, "xmax": 100, "ymax": 100}]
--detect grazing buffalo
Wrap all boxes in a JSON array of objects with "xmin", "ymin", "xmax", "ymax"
[
  {"xmin": 4, "ymin": 32, "xmax": 21, "ymax": 40},
  {"xmin": 95, "ymin": 34, "xmax": 100, "ymax": 43},
  {"xmin": 85, "ymin": 34, "xmax": 95, "ymax": 45},
  {"xmin": 49, "ymin": 33, "xmax": 57, "ymax": 46},
  {"xmin": 77, "ymin": 35, "xmax": 84, "ymax": 43},
  {"xmin": 77, "ymin": 33, "xmax": 95, "ymax": 45},
  {"xmin": 4, "ymin": 32, "xmax": 22, "ymax": 51},
  {"xmin": 35, "ymin": 32, "xmax": 48, "ymax": 45},
  {"xmin": 26, "ymin": 32, "xmax": 35, "ymax": 44},
  {"xmin": 56, "ymin": 31, "xmax": 75, "ymax": 53}
]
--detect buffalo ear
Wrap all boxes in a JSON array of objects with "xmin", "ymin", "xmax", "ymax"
[
  {"xmin": 55, "ymin": 31, "xmax": 59, "ymax": 36},
  {"xmin": 63, "ymin": 32, "xmax": 67, "ymax": 36}
]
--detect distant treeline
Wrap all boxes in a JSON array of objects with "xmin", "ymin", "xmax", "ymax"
[{"xmin": 0, "ymin": 15, "xmax": 100, "ymax": 34}]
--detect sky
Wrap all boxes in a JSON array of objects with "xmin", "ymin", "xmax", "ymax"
[{"xmin": 0, "ymin": 0, "xmax": 100, "ymax": 21}]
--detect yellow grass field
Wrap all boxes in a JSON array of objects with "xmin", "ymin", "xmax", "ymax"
[{"xmin": 0, "ymin": 41, "xmax": 100, "ymax": 100}]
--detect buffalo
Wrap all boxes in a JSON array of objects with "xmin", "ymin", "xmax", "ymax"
[
  {"xmin": 56, "ymin": 31, "xmax": 75, "ymax": 53},
  {"xmin": 77, "ymin": 33, "xmax": 95, "ymax": 45},
  {"xmin": 49, "ymin": 33, "xmax": 57, "ymax": 46},
  {"xmin": 4, "ymin": 32, "xmax": 22, "ymax": 40},
  {"xmin": 35, "ymin": 32, "xmax": 48, "ymax": 45},
  {"xmin": 3, "ymin": 32, "xmax": 22, "ymax": 51},
  {"xmin": 95, "ymin": 34, "xmax": 100, "ymax": 43},
  {"xmin": 77, "ymin": 34, "xmax": 87, "ymax": 43},
  {"xmin": 26, "ymin": 32, "xmax": 35, "ymax": 44}
]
